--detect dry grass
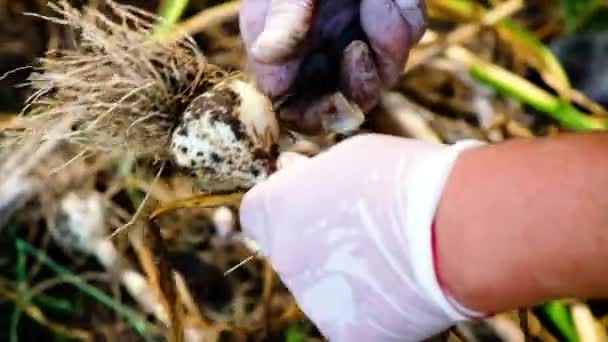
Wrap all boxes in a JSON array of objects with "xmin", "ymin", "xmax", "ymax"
[{"xmin": 5, "ymin": 0, "xmax": 228, "ymax": 161}]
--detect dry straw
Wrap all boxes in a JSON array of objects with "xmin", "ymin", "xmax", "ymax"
[{"xmin": 9, "ymin": 0, "xmax": 230, "ymax": 161}]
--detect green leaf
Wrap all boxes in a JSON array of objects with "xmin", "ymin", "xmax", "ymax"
[
  {"xmin": 10, "ymin": 236, "xmax": 28, "ymax": 342},
  {"xmin": 560, "ymin": 0, "xmax": 607, "ymax": 33},
  {"xmin": 541, "ymin": 300, "xmax": 579, "ymax": 342},
  {"xmin": 285, "ymin": 322, "xmax": 311, "ymax": 342},
  {"xmin": 428, "ymin": 0, "xmax": 572, "ymax": 93},
  {"xmin": 450, "ymin": 46, "xmax": 608, "ymax": 131},
  {"xmin": 32, "ymin": 295, "xmax": 74, "ymax": 314},
  {"xmin": 497, "ymin": 19, "xmax": 571, "ymax": 89},
  {"xmin": 153, "ymin": 0, "xmax": 190, "ymax": 38},
  {"xmin": 15, "ymin": 239, "xmax": 156, "ymax": 342}
]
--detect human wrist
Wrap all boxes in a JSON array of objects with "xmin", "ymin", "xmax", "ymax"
[
  {"xmin": 401, "ymin": 139, "xmax": 486, "ymax": 321},
  {"xmin": 434, "ymin": 134, "xmax": 608, "ymax": 314},
  {"xmin": 433, "ymin": 141, "xmax": 565, "ymax": 314},
  {"xmin": 433, "ymin": 140, "xmax": 569, "ymax": 314},
  {"xmin": 431, "ymin": 144, "xmax": 496, "ymax": 315}
]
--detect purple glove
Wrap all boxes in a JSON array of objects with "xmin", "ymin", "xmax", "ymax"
[
  {"xmin": 239, "ymin": 0, "xmax": 427, "ymax": 113},
  {"xmin": 239, "ymin": 134, "xmax": 485, "ymax": 341}
]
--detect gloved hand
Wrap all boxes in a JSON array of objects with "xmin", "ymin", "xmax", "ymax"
[
  {"xmin": 239, "ymin": 0, "xmax": 427, "ymax": 112},
  {"xmin": 239, "ymin": 134, "xmax": 486, "ymax": 341}
]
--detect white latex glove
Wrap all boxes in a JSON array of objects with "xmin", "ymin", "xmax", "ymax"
[{"xmin": 239, "ymin": 134, "xmax": 486, "ymax": 341}]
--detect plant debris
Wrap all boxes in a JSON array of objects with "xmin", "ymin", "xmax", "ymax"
[
  {"xmin": 8, "ymin": 0, "xmax": 226, "ymax": 160},
  {"xmin": 0, "ymin": 0, "xmax": 607, "ymax": 341}
]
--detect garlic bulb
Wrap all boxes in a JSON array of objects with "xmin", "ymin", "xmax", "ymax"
[
  {"xmin": 52, "ymin": 192, "xmax": 112, "ymax": 264},
  {"xmin": 52, "ymin": 192, "xmax": 169, "ymax": 325},
  {"xmin": 170, "ymin": 80, "xmax": 280, "ymax": 193}
]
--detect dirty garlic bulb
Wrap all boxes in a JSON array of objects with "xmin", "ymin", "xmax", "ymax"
[
  {"xmin": 52, "ymin": 192, "xmax": 168, "ymax": 324},
  {"xmin": 52, "ymin": 192, "xmax": 116, "ymax": 266},
  {"xmin": 170, "ymin": 79, "xmax": 280, "ymax": 193}
]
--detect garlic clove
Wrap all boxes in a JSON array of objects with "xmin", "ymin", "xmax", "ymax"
[
  {"xmin": 320, "ymin": 92, "xmax": 365, "ymax": 134},
  {"xmin": 223, "ymin": 79, "xmax": 280, "ymax": 148}
]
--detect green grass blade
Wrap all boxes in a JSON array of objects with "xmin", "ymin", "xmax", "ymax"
[
  {"xmin": 429, "ymin": 0, "xmax": 571, "ymax": 90},
  {"xmin": 9, "ymin": 309, "xmax": 22, "ymax": 342},
  {"xmin": 541, "ymin": 300, "xmax": 579, "ymax": 342},
  {"xmin": 32, "ymin": 294, "xmax": 74, "ymax": 313},
  {"xmin": 560, "ymin": 0, "xmax": 606, "ymax": 32},
  {"xmin": 10, "ymin": 236, "xmax": 28, "ymax": 342},
  {"xmin": 15, "ymin": 239, "xmax": 156, "ymax": 342},
  {"xmin": 153, "ymin": 0, "xmax": 190, "ymax": 38},
  {"xmin": 285, "ymin": 322, "xmax": 311, "ymax": 342},
  {"xmin": 496, "ymin": 19, "xmax": 571, "ymax": 89},
  {"xmin": 428, "ymin": 0, "xmax": 479, "ymax": 20},
  {"xmin": 461, "ymin": 51, "xmax": 608, "ymax": 131}
]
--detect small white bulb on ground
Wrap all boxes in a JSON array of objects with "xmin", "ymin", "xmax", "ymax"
[
  {"xmin": 121, "ymin": 269, "xmax": 169, "ymax": 324},
  {"xmin": 170, "ymin": 79, "xmax": 280, "ymax": 193},
  {"xmin": 52, "ymin": 192, "xmax": 169, "ymax": 324},
  {"xmin": 52, "ymin": 192, "xmax": 114, "ymax": 261},
  {"xmin": 212, "ymin": 206, "xmax": 235, "ymax": 239}
]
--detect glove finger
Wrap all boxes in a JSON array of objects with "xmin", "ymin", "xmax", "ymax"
[
  {"xmin": 251, "ymin": 0, "xmax": 317, "ymax": 64},
  {"xmin": 246, "ymin": 59, "xmax": 303, "ymax": 98},
  {"xmin": 240, "ymin": 134, "xmax": 409, "ymax": 266},
  {"xmin": 238, "ymin": 0, "xmax": 269, "ymax": 52},
  {"xmin": 277, "ymin": 151, "xmax": 310, "ymax": 170},
  {"xmin": 239, "ymin": 182, "xmax": 272, "ymax": 257},
  {"xmin": 239, "ymin": 0, "xmax": 303, "ymax": 97},
  {"xmin": 394, "ymin": 0, "xmax": 427, "ymax": 44},
  {"xmin": 339, "ymin": 40, "xmax": 383, "ymax": 112},
  {"xmin": 238, "ymin": 152, "xmax": 311, "ymax": 258},
  {"xmin": 359, "ymin": 0, "xmax": 417, "ymax": 87}
]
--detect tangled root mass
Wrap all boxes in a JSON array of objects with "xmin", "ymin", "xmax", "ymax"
[{"xmin": 11, "ymin": 0, "xmax": 229, "ymax": 160}]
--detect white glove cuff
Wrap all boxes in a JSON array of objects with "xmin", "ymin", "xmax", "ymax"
[{"xmin": 403, "ymin": 139, "xmax": 487, "ymax": 322}]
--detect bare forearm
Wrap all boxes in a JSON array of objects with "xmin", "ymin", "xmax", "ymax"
[{"xmin": 435, "ymin": 133, "xmax": 608, "ymax": 314}]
